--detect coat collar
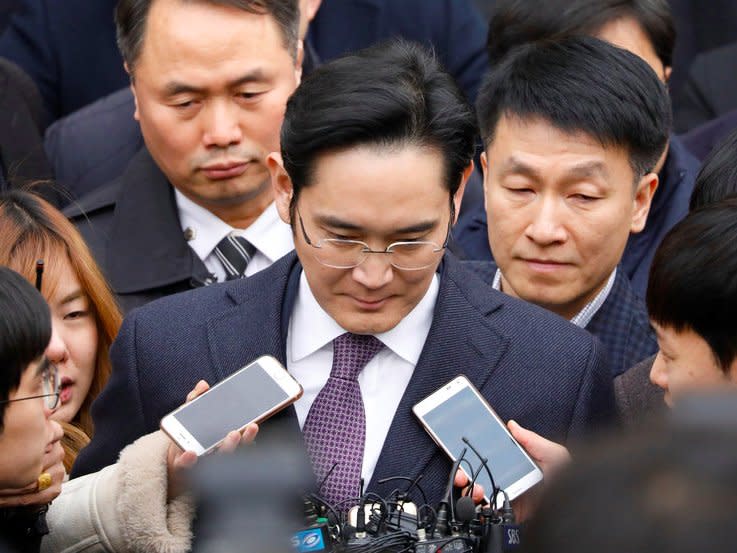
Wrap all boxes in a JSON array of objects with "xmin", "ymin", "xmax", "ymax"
[{"xmin": 105, "ymin": 147, "xmax": 211, "ymax": 294}]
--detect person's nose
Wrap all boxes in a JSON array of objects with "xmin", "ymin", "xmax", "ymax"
[
  {"xmin": 45, "ymin": 323, "xmax": 67, "ymax": 365},
  {"xmin": 351, "ymin": 252, "xmax": 394, "ymax": 290},
  {"xmin": 649, "ymin": 352, "xmax": 669, "ymax": 392},
  {"xmin": 202, "ymin": 100, "xmax": 243, "ymax": 149},
  {"xmin": 524, "ymin": 196, "xmax": 568, "ymax": 246}
]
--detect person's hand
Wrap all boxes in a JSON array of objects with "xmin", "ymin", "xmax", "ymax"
[
  {"xmin": 0, "ymin": 420, "xmax": 65, "ymax": 507},
  {"xmin": 507, "ymin": 420, "xmax": 571, "ymax": 522},
  {"xmin": 453, "ymin": 469, "xmax": 485, "ymax": 504},
  {"xmin": 166, "ymin": 380, "xmax": 259, "ymax": 499},
  {"xmin": 507, "ymin": 420, "xmax": 570, "ymax": 477}
]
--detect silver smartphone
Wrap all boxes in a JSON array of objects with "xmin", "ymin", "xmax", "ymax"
[
  {"xmin": 160, "ymin": 355, "xmax": 303, "ymax": 455},
  {"xmin": 413, "ymin": 375, "xmax": 543, "ymax": 505}
]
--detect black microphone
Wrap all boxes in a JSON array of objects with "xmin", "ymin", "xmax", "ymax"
[{"xmin": 435, "ymin": 447, "xmax": 467, "ymax": 537}]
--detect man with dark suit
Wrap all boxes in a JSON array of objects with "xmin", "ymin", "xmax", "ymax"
[
  {"xmin": 469, "ymin": 37, "xmax": 665, "ymax": 377},
  {"xmin": 456, "ymin": 0, "xmax": 700, "ymax": 300},
  {"xmin": 72, "ymin": 41, "xmax": 615, "ymax": 511},
  {"xmin": 64, "ymin": 0, "xmax": 303, "ymax": 315}
]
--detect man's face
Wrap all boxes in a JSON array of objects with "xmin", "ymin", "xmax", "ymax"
[
  {"xmin": 272, "ymin": 144, "xmax": 467, "ymax": 334},
  {"xmin": 650, "ymin": 323, "xmax": 737, "ymax": 407},
  {"xmin": 0, "ymin": 359, "xmax": 56, "ymax": 489},
  {"xmin": 482, "ymin": 116, "xmax": 656, "ymax": 319},
  {"xmin": 130, "ymin": 0, "xmax": 301, "ymax": 220}
]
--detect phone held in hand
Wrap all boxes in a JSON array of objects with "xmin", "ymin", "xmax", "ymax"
[
  {"xmin": 413, "ymin": 375, "xmax": 543, "ymax": 505},
  {"xmin": 160, "ymin": 355, "xmax": 303, "ymax": 455}
]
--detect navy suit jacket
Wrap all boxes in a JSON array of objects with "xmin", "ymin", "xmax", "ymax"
[
  {"xmin": 455, "ymin": 135, "xmax": 700, "ymax": 299},
  {"xmin": 465, "ymin": 261, "xmax": 657, "ymax": 377},
  {"xmin": 72, "ymin": 253, "xmax": 615, "ymax": 506}
]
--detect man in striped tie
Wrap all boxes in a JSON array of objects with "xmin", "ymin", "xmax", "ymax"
[{"xmin": 66, "ymin": 0, "xmax": 309, "ymax": 314}]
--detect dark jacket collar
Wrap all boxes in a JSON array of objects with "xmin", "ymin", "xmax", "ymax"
[{"xmin": 83, "ymin": 147, "xmax": 211, "ymax": 294}]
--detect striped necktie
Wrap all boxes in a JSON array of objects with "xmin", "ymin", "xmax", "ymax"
[{"xmin": 213, "ymin": 233, "xmax": 257, "ymax": 280}]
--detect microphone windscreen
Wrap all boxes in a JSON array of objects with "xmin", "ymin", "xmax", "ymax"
[{"xmin": 455, "ymin": 495, "xmax": 476, "ymax": 523}]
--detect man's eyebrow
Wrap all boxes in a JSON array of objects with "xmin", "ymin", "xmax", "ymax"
[
  {"xmin": 163, "ymin": 70, "xmax": 269, "ymax": 97},
  {"xmin": 564, "ymin": 161, "xmax": 609, "ymax": 181},
  {"xmin": 315, "ymin": 215, "xmax": 438, "ymax": 234},
  {"xmin": 497, "ymin": 157, "xmax": 543, "ymax": 180}
]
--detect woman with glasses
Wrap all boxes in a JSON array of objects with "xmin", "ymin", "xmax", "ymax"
[{"xmin": 0, "ymin": 189, "xmax": 122, "ymax": 474}]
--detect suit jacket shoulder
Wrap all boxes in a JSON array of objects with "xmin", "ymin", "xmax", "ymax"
[
  {"xmin": 587, "ymin": 270, "xmax": 658, "ymax": 377},
  {"xmin": 46, "ymin": 87, "xmax": 141, "ymax": 205},
  {"xmin": 72, "ymin": 252, "xmax": 302, "ymax": 477},
  {"xmin": 614, "ymin": 355, "xmax": 665, "ymax": 427}
]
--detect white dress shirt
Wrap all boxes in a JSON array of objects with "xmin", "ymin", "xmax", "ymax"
[
  {"xmin": 492, "ymin": 268, "xmax": 617, "ymax": 328},
  {"xmin": 287, "ymin": 271, "xmax": 440, "ymax": 486},
  {"xmin": 175, "ymin": 190, "xmax": 294, "ymax": 282}
]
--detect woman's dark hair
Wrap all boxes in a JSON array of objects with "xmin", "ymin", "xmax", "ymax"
[
  {"xmin": 487, "ymin": 0, "xmax": 675, "ymax": 68},
  {"xmin": 689, "ymin": 128, "xmax": 737, "ymax": 211},
  {"xmin": 647, "ymin": 198, "xmax": 737, "ymax": 371},
  {"xmin": 476, "ymin": 36, "xmax": 671, "ymax": 179},
  {"xmin": 0, "ymin": 267, "xmax": 51, "ymax": 431},
  {"xmin": 280, "ymin": 39, "xmax": 477, "ymax": 216}
]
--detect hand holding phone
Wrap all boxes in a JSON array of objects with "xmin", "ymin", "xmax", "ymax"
[
  {"xmin": 160, "ymin": 355, "xmax": 303, "ymax": 456},
  {"xmin": 413, "ymin": 375, "xmax": 543, "ymax": 506},
  {"xmin": 165, "ymin": 380, "xmax": 261, "ymax": 500}
]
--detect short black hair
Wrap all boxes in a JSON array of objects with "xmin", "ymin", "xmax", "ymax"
[
  {"xmin": 280, "ymin": 39, "xmax": 477, "ymax": 213},
  {"xmin": 523, "ymin": 406, "xmax": 737, "ymax": 553},
  {"xmin": 476, "ymin": 36, "xmax": 671, "ymax": 178},
  {"xmin": 647, "ymin": 198, "xmax": 737, "ymax": 371},
  {"xmin": 116, "ymin": 0, "xmax": 300, "ymax": 72},
  {"xmin": 0, "ymin": 267, "xmax": 51, "ymax": 431},
  {"xmin": 689, "ymin": 129, "xmax": 737, "ymax": 211},
  {"xmin": 487, "ymin": 0, "xmax": 675, "ymax": 68}
]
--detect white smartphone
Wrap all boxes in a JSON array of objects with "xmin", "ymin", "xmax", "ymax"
[
  {"xmin": 160, "ymin": 355, "xmax": 303, "ymax": 456},
  {"xmin": 413, "ymin": 375, "xmax": 543, "ymax": 505}
]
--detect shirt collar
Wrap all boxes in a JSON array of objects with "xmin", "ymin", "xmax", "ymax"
[
  {"xmin": 175, "ymin": 190, "xmax": 293, "ymax": 263},
  {"xmin": 289, "ymin": 271, "xmax": 440, "ymax": 365},
  {"xmin": 492, "ymin": 267, "xmax": 616, "ymax": 328}
]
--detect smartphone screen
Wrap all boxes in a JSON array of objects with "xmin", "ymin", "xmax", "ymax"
[
  {"xmin": 172, "ymin": 360, "xmax": 295, "ymax": 450},
  {"xmin": 415, "ymin": 378, "xmax": 541, "ymax": 501}
]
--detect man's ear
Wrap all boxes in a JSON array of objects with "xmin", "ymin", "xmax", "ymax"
[
  {"xmin": 267, "ymin": 152, "xmax": 294, "ymax": 224},
  {"xmin": 480, "ymin": 151, "xmax": 489, "ymax": 198},
  {"xmin": 304, "ymin": 0, "xmax": 322, "ymax": 22},
  {"xmin": 663, "ymin": 65, "xmax": 672, "ymax": 84},
  {"xmin": 125, "ymin": 62, "xmax": 141, "ymax": 121},
  {"xmin": 294, "ymin": 40, "xmax": 305, "ymax": 86},
  {"xmin": 452, "ymin": 160, "xmax": 475, "ymax": 225},
  {"xmin": 631, "ymin": 172, "xmax": 658, "ymax": 234}
]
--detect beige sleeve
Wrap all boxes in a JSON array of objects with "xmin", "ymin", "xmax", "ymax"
[{"xmin": 42, "ymin": 431, "xmax": 195, "ymax": 553}]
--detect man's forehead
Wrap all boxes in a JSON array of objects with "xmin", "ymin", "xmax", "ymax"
[
  {"xmin": 487, "ymin": 116, "xmax": 628, "ymax": 174},
  {"xmin": 138, "ymin": 0, "xmax": 291, "ymax": 70}
]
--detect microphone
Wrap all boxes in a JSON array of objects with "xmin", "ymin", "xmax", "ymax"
[{"xmin": 435, "ymin": 447, "xmax": 467, "ymax": 537}]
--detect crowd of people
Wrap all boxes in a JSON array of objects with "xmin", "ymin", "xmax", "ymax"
[{"xmin": 0, "ymin": 0, "xmax": 736, "ymax": 552}]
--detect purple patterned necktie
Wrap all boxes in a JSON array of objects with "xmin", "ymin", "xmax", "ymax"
[{"xmin": 302, "ymin": 332, "xmax": 384, "ymax": 507}]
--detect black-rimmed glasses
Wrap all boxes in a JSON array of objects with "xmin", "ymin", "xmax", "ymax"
[
  {"xmin": 0, "ymin": 362, "xmax": 60, "ymax": 410},
  {"xmin": 297, "ymin": 209, "xmax": 451, "ymax": 270}
]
